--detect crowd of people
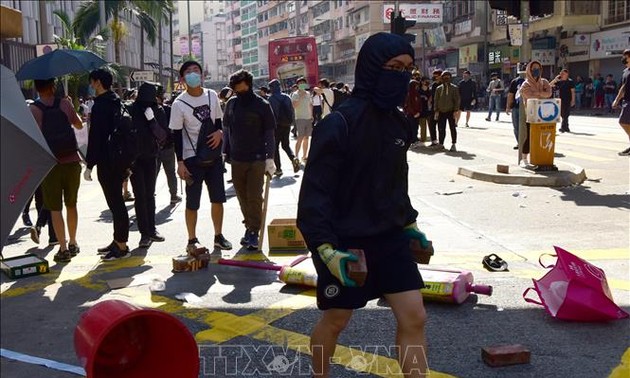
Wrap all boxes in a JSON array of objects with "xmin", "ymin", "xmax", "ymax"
[{"xmin": 18, "ymin": 29, "xmax": 629, "ymax": 376}]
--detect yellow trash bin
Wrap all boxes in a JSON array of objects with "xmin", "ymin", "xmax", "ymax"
[
  {"xmin": 526, "ymin": 99, "xmax": 560, "ymax": 169},
  {"xmin": 529, "ymin": 123, "xmax": 556, "ymax": 166}
]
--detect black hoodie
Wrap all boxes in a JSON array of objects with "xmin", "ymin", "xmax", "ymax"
[
  {"xmin": 86, "ymin": 90, "xmax": 120, "ymax": 169},
  {"xmin": 297, "ymin": 33, "xmax": 418, "ymax": 250}
]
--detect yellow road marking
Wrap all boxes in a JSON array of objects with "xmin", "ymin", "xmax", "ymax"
[
  {"xmin": 251, "ymin": 325, "xmax": 456, "ymax": 378},
  {"xmin": 609, "ymin": 348, "xmax": 630, "ymax": 378}
]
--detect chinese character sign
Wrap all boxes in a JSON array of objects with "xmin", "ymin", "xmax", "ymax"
[{"xmin": 383, "ymin": 3, "xmax": 443, "ymax": 23}]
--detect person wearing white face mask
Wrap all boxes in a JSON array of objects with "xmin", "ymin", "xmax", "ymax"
[{"xmin": 169, "ymin": 60, "xmax": 233, "ymax": 255}]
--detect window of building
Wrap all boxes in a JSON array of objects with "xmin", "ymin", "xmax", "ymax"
[{"xmin": 606, "ymin": 0, "xmax": 629, "ymax": 23}]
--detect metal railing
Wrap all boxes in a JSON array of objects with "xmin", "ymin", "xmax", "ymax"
[{"xmin": 0, "ymin": 40, "xmax": 36, "ymax": 75}]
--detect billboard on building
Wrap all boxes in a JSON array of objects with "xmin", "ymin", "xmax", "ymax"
[
  {"xmin": 383, "ymin": 3, "xmax": 443, "ymax": 23},
  {"xmin": 268, "ymin": 36, "xmax": 319, "ymax": 90},
  {"xmin": 590, "ymin": 29, "xmax": 630, "ymax": 59}
]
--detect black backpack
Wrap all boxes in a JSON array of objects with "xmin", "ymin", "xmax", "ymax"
[
  {"xmin": 107, "ymin": 100, "xmax": 139, "ymax": 172},
  {"xmin": 32, "ymin": 98, "xmax": 78, "ymax": 160},
  {"xmin": 269, "ymin": 94, "xmax": 294, "ymax": 126}
]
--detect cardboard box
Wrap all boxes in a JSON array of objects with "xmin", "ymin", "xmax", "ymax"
[
  {"xmin": 1, "ymin": 254, "xmax": 49, "ymax": 279},
  {"xmin": 267, "ymin": 218, "xmax": 307, "ymax": 252}
]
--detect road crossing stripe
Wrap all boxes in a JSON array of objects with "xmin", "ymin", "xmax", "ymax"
[{"xmin": 608, "ymin": 348, "xmax": 630, "ymax": 378}]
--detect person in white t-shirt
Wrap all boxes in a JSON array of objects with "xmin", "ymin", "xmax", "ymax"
[
  {"xmin": 318, "ymin": 78, "xmax": 335, "ymax": 118},
  {"xmin": 169, "ymin": 60, "xmax": 233, "ymax": 254}
]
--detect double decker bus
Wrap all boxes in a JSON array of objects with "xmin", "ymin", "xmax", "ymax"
[{"xmin": 268, "ymin": 36, "xmax": 318, "ymax": 91}]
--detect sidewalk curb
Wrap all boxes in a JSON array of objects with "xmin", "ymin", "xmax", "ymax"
[{"xmin": 457, "ymin": 162, "xmax": 587, "ymax": 187}]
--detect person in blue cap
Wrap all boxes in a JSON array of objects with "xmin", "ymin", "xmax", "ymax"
[{"xmin": 297, "ymin": 32, "xmax": 429, "ymax": 377}]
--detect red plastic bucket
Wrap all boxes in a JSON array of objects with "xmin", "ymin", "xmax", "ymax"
[{"xmin": 74, "ymin": 299, "xmax": 199, "ymax": 378}]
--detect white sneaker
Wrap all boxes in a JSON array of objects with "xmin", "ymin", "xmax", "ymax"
[{"xmin": 519, "ymin": 158, "xmax": 529, "ymax": 167}]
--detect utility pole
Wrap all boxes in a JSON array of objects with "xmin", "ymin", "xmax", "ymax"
[
  {"xmin": 187, "ymin": 0, "xmax": 192, "ymax": 59},
  {"xmin": 520, "ymin": 0, "xmax": 531, "ymax": 62},
  {"xmin": 483, "ymin": 0, "xmax": 489, "ymax": 85},
  {"xmin": 169, "ymin": 10, "xmax": 174, "ymax": 87}
]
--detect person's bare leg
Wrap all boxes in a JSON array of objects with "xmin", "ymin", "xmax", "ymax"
[
  {"xmin": 295, "ymin": 137, "xmax": 303, "ymax": 160},
  {"xmin": 303, "ymin": 137, "xmax": 310, "ymax": 159},
  {"xmin": 310, "ymin": 309, "xmax": 353, "ymax": 377},
  {"xmin": 384, "ymin": 290, "xmax": 428, "ymax": 377},
  {"xmin": 66, "ymin": 206, "xmax": 78, "ymax": 245},
  {"xmin": 466, "ymin": 111, "xmax": 471, "ymax": 124},
  {"xmin": 50, "ymin": 210, "xmax": 67, "ymax": 251},
  {"xmin": 621, "ymin": 123, "xmax": 630, "ymax": 140},
  {"xmin": 185, "ymin": 208, "xmax": 197, "ymax": 240},
  {"xmin": 455, "ymin": 111, "xmax": 461, "ymax": 124},
  {"xmin": 211, "ymin": 202, "xmax": 224, "ymax": 236}
]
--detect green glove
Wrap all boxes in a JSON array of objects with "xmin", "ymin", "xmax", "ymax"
[
  {"xmin": 317, "ymin": 243, "xmax": 359, "ymax": 287},
  {"xmin": 404, "ymin": 222, "xmax": 430, "ymax": 249}
]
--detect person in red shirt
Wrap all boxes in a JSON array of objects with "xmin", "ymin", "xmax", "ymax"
[{"xmin": 403, "ymin": 79, "xmax": 423, "ymax": 145}]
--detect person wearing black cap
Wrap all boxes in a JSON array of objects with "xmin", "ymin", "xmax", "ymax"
[
  {"xmin": 223, "ymin": 69, "xmax": 276, "ymax": 250},
  {"xmin": 434, "ymin": 71, "xmax": 460, "ymax": 151},
  {"xmin": 268, "ymin": 79, "xmax": 300, "ymax": 176},
  {"xmin": 457, "ymin": 70, "xmax": 476, "ymax": 127},
  {"xmin": 129, "ymin": 82, "xmax": 167, "ymax": 248},
  {"xmin": 427, "ymin": 69, "xmax": 443, "ymax": 146},
  {"xmin": 297, "ymin": 32, "xmax": 429, "ymax": 377}
]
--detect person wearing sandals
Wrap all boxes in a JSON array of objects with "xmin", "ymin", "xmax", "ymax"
[{"xmin": 29, "ymin": 78, "xmax": 84, "ymax": 262}]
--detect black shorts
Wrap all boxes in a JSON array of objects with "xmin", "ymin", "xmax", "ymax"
[
  {"xmin": 620, "ymin": 101, "xmax": 630, "ymax": 125},
  {"xmin": 184, "ymin": 157, "xmax": 226, "ymax": 210},
  {"xmin": 312, "ymin": 230, "xmax": 424, "ymax": 310},
  {"xmin": 460, "ymin": 99, "xmax": 474, "ymax": 111}
]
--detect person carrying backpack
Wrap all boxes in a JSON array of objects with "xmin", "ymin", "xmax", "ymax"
[
  {"xmin": 84, "ymin": 68, "xmax": 131, "ymax": 260},
  {"xmin": 268, "ymin": 79, "xmax": 300, "ymax": 176},
  {"xmin": 29, "ymin": 78, "xmax": 84, "ymax": 263},
  {"xmin": 129, "ymin": 82, "xmax": 168, "ymax": 248}
]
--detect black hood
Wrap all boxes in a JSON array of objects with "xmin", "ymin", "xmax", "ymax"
[
  {"xmin": 353, "ymin": 32, "xmax": 415, "ymax": 99},
  {"xmin": 269, "ymin": 79, "xmax": 282, "ymax": 94},
  {"xmin": 136, "ymin": 82, "xmax": 158, "ymax": 104}
]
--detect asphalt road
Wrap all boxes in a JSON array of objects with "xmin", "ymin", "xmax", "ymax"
[{"xmin": 1, "ymin": 110, "xmax": 628, "ymax": 378}]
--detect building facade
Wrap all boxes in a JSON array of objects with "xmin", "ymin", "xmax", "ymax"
[
  {"xmin": 1, "ymin": 0, "xmax": 173, "ymax": 88},
  {"xmin": 176, "ymin": 0, "xmax": 628, "ymax": 89}
]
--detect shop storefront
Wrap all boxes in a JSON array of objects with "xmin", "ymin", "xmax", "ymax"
[
  {"xmin": 530, "ymin": 37, "xmax": 556, "ymax": 78},
  {"xmin": 589, "ymin": 28, "xmax": 630, "ymax": 82},
  {"xmin": 487, "ymin": 45, "xmax": 520, "ymax": 79},
  {"xmin": 559, "ymin": 34, "xmax": 590, "ymax": 80},
  {"xmin": 458, "ymin": 43, "xmax": 479, "ymax": 72}
]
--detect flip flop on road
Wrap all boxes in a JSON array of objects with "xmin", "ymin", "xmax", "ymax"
[{"xmin": 483, "ymin": 254, "xmax": 509, "ymax": 272}]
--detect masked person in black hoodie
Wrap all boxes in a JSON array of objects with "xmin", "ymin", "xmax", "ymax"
[
  {"xmin": 223, "ymin": 69, "xmax": 276, "ymax": 250},
  {"xmin": 297, "ymin": 32, "xmax": 429, "ymax": 377},
  {"xmin": 84, "ymin": 68, "xmax": 130, "ymax": 260},
  {"xmin": 129, "ymin": 82, "xmax": 167, "ymax": 248}
]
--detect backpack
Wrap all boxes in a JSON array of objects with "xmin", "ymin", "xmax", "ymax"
[
  {"xmin": 269, "ymin": 94, "xmax": 294, "ymax": 126},
  {"xmin": 107, "ymin": 100, "xmax": 139, "ymax": 172},
  {"xmin": 32, "ymin": 98, "xmax": 78, "ymax": 160}
]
